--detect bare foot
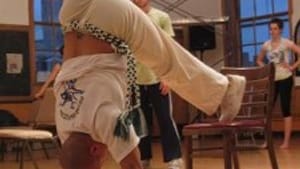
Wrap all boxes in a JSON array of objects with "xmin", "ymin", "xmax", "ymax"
[
  {"xmin": 259, "ymin": 142, "xmax": 267, "ymax": 148},
  {"xmin": 280, "ymin": 143, "xmax": 289, "ymax": 149}
]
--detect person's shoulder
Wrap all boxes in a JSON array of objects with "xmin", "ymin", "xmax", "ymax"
[
  {"xmin": 262, "ymin": 40, "xmax": 271, "ymax": 47},
  {"xmin": 150, "ymin": 7, "xmax": 169, "ymax": 18},
  {"xmin": 281, "ymin": 38, "xmax": 295, "ymax": 47},
  {"xmin": 281, "ymin": 38, "xmax": 294, "ymax": 44}
]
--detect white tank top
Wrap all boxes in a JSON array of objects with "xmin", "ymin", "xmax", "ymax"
[{"xmin": 263, "ymin": 38, "xmax": 293, "ymax": 81}]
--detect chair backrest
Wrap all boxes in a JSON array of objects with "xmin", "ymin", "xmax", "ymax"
[
  {"xmin": 34, "ymin": 88, "xmax": 56, "ymax": 125},
  {"xmin": 221, "ymin": 63, "xmax": 275, "ymax": 128}
]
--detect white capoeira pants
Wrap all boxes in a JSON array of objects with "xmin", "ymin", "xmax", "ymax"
[
  {"xmin": 60, "ymin": 0, "xmax": 229, "ymax": 115},
  {"xmin": 54, "ymin": 54, "xmax": 139, "ymax": 162},
  {"xmin": 57, "ymin": 0, "xmax": 242, "ymax": 162}
]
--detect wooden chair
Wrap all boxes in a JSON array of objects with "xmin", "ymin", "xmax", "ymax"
[
  {"xmin": 0, "ymin": 109, "xmax": 23, "ymax": 161},
  {"xmin": 28, "ymin": 88, "xmax": 58, "ymax": 159},
  {"xmin": 0, "ymin": 88, "xmax": 60, "ymax": 169},
  {"xmin": 182, "ymin": 63, "xmax": 278, "ymax": 169}
]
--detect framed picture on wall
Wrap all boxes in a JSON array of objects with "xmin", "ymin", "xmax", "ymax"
[
  {"xmin": 0, "ymin": 28, "xmax": 33, "ymax": 102},
  {"xmin": 295, "ymin": 19, "xmax": 300, "ymax": 76}
]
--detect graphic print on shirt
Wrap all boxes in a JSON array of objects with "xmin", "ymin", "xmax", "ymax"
[
  {"xmin": 59, "ymin": 79, "xmax": 84, "ymax": 120},
  {"xmin": 269, "ymin": 49, "xmax": 285, "ymax": 64}
]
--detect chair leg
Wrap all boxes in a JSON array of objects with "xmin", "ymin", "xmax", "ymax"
[
  {"xmin": 15, "ymin": 140, "xmax": 21, "ymax": 162},
  {"xmin": 184, "ymin": 135, "xmax": 193, "ymax": 169},
  {"xmin": 223, "ymin": 131, "xmax": 233, "ymax": 169},
  {"xmin": 54, "ymin": 135, "xmax": 62, "ymax": 148},
  {"xmin": 266, "ymin": 134, "xmax": 279, "ymax": 169},
  {"xmin": 231, "ymin": 132, "xmax": 240, "ymax": 169},
  {"xmin": 52, "ymin": 137, "xmax": 61, "ymax": 155},
  {"xmin": 19, "ymin": 141, "xmax": 25, "ymax": 169},
  {"xmin": 25, "ymin": 140, "xmax": 39, "ymax": 169},
  {"xmin": 0, "ymin": 139, "xmax": 5, "ymax": 161},
  {"xmin": 40, "ymin": 141, "xmax": 50, "ymax": 159}
]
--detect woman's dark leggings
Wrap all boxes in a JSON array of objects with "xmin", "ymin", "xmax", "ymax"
[{"xmin": 274, "ymin": 76, "xmax": 294, "ymax": 117}]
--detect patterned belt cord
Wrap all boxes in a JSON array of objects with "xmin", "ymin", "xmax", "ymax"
[{"xmin": 63, "ymin": 20, "xmax": 144, "ymax": 140}]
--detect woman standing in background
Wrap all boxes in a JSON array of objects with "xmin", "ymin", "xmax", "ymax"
[{"xmin": 257, "ymin": 18, "xmax": 300, "ymax": 149}]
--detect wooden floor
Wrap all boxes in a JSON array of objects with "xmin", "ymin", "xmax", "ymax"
[{"xmin": 0, "ymin": 134, "xmax": 299, "ymax": 169}]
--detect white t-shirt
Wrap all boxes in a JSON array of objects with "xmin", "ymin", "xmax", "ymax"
[{"xmin": 136, "ymin": 7, "xmax": 175, "ymax": 85}]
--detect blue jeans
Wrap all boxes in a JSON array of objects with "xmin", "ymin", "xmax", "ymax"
[{"xmin": 138, "ymin": 83, "xmax": 182, "ymax": 162}]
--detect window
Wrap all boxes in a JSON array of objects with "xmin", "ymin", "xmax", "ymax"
[
  {"xmin": 34, "ymin": 0, "xmax": 63, "ymax": 82},
  {"xmin": 239, "ymin": 0, "xmax": 290, "ymax": 66}
]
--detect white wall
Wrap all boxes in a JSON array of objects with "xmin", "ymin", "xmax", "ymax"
[
  {"xmin": 291, "ymin": 0, "xmax": 300, "ymax": 85},
  {"xmin": 152, "ymin": 0, "xmax": 300, "ymax": 68},
  {"xmin": 0, "ymin": 0, "xmax": 299, "ymax": 67},
  {"xmin": 0, "ymin": 0, "xmax": 299, "ymax": 32},
  {"xmin": 152, "ymin": 0, "xmax": 224, "ymax": 68},
  {"xmin": 292, "ymin": 0, "xmax": 300, "ymax": 33},
  {"xmin": 152, "ymin": 0, "xmax": 222, "ymax": 20},
  {"xmin": 0, "ymin": 0, "xmax": 29, "ymax": 25}
]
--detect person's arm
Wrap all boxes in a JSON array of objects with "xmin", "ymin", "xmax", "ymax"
[
  {"xmin": 288, "ymin": 42, "xmax": 300, "ymax": 71},
  {"xmin": 35, "ymin": 63, "xmax": 61, "ymax": 99},
  {"xmin": 256, "ymin": 44, "xmax": 267, "ymax": 67},
  {"xmin": 159, "ymin": 12, "xmax": 174, "ymax": 95}
]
